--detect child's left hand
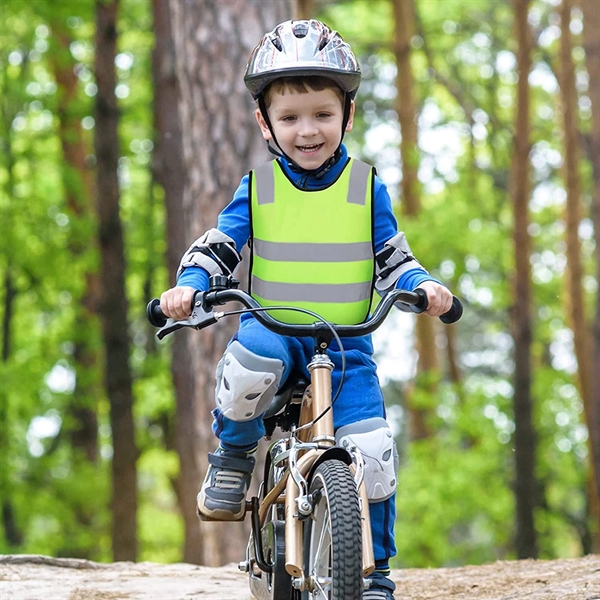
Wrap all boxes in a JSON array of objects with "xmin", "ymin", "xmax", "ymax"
[{"xmin": 415, "ymin": 281, "xmax": 453, "ymax": 317}]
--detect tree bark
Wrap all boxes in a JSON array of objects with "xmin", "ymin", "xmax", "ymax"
[
  {"xmin": 50, "ymin": 19, "xmax": 100, "ymax": 467},
  {"xmin": 161, "ymin": 0, "xmax": 292, "ymax": 566},
  {"xmin": 294, "ymin": 0, "xmax": 315, "ymax": 20},
  {"xmin": 151, "ymin": 0, "xmax": 203, "ymax": 565},
  {"xmin": 559, "ymin": 0, "xmax": 599, "ymax": 551},
  {"xmin": 510, "ymin": 0, "xmax": 538, "ymax": 560},
  {"xmin": 580, "ymin": 0, "xmax": 600, "ymax": 549},
  {"xmin": 94, "ymin": 0, "xmax": 138, "ymax": 562},
  {"xmin": 393, "ymin": 0, "xmax": 438, "ymax": 440}
]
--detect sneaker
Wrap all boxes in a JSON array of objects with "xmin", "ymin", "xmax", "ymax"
[
  {"xmin": 363, "ymin": 572, "xmax": 395, "ymax": 599},
  {"xmin": 363, "ymin": 589, "xmax": 395, "ymax": 600},
  {"xmin": 196, "ymin": 447, "xmax": 255, "ymax": 521}
]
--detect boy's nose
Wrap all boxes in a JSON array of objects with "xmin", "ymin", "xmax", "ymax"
[{"xmin": 298, "ymin": 120, "xmax": 318, "ymax": 137}]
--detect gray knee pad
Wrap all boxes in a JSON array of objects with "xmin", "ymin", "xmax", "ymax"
[
  {"xmin": 215, "ymin": 341, "xmax": 284, "ymax": 422},
  {"xmin": 336, "ymin": 417, "xmax": 398, "ymax": 502}
]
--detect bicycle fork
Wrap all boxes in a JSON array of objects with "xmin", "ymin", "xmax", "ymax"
[{"xmin": 284, "ymin": 355, "xmax": 375, "ymax": 581}]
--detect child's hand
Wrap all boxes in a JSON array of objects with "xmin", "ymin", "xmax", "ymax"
[
  {"xmin": 160, "ymin": 286, "xmax": 197, "ymax": 320},
  {"xmin": 416, "ymin": 281, "xmax": 453, "ymax": 317}
]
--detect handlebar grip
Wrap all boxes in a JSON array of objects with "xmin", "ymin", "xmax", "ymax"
[
  {"xmin": 412, "ymin": 289, "xmax": 463, "ymax": 324},
  {"xmin": 147, "ymin": 299, "xmax": 167, "ymax": 328},
  {"xmin": 440, "ymin": 296, "xmax": 463, "ymax": 324}
]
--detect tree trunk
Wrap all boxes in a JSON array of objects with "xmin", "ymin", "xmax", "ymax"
[
  {"xmin": 94, "ymin": 0, "xmax": 138, "ymax": 562},
  {"xmin": 50, "ymin": 18, "xmax": 101, "ymax": 467},
  {"xmin": 162, "ymin": 0, "xmax": 292, "ymax": 566},
  {"xmin": 580, "ymin": 0, "xmax": 600, "ymax": 551},
  {"xmin": 393, "ymin": 0, "xmax": 438, "ymax": 440},
  {"xmin": 510, "ymin": 0, "xmax": 537, "ymax": 560},
  {"xmin": 294, "ymin": 0, "xmax": 315, "ymax": 20},
  {"xmin": 151, "ymin": 0, "xmax": 203, "ymax": 565},
  {"xmin": 559, "ymin": 0, "xmax": 599, "ymax": 551}
]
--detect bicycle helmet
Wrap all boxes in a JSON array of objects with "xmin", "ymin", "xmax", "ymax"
[
  {"xmin": 244, "ymin": 20, "xmax": 361, "ymax": 176},
  {"xmin": 244, "ymin": 19, "xmax": 361, "ymax": 100}
]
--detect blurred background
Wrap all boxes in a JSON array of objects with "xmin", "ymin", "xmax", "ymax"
[{"xmin": 1, "ymin": 0, "xmax": 598, "ymax": 569}]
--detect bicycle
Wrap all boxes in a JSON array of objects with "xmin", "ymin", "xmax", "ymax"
[{"xmin": 147, "ymin": 275, "xmax": 462, "ymax": 600}]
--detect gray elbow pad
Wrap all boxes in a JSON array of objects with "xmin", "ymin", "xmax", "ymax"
[
  {"xmin": 177, "ymin": 228, "xmax": 242, "ymax": 278},
  {"xmin": 374, "ymin": 232, "xmax": 424, "ymax": 294}
]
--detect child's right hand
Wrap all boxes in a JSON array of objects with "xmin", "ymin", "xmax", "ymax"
[{"xmin": 160, "ymin": 286, "xmax": 197, "ymax": 320}]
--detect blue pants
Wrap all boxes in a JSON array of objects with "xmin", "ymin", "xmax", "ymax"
[{"xmin": 211, "ymin": 316, "xmax": 397, "ymax": 565}]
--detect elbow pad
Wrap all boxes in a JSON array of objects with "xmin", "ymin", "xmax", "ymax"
[
  {"xmin": 374, "ymin": 232, "xmax": 423, "ymax": 294},
  {"xmin": 177, "ymin": 228, "xmax": 242, "ymax": 278}
]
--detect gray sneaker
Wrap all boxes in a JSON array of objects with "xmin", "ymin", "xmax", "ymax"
[
  {"xmin": 363, "ymin": 573, "xmax": 396, "ymax": 599},
  {"xmin": 363, "ymin": 589, "xmax": 395, "ymax": 600},
  {"xmin": 196, "ymin": 447, "xmax": 255, "ymax": 521}
]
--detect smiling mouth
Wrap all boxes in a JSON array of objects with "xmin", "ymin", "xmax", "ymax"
[{"xmin": 296, "ymin": 143, "xmax": 324, "ymax": 153}]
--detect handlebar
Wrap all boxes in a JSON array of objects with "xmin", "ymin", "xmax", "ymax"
[{"xmin": 147, "ymin": 280, "xmax": 463, "ymax": 341}]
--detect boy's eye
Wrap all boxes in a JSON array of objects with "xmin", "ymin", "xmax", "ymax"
[
  {"xmin": 281, "ymin": 115, "xmax": 296, "ymax": 122},
  {"xmin": 317, "ymin": 112, "xmax": 332, "ymax": 119}
]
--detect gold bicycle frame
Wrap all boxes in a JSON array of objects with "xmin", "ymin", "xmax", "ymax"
[{"xmin": 256, "ymin": 352, "xmax": 375, "ymax": 579}]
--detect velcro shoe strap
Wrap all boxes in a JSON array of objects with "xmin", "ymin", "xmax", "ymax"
[{"xmin": 208, "ymin": 452, "xmax": 255, "ymax": 473}]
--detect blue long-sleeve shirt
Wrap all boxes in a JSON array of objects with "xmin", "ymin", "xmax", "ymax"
[{"xmin": 178, "ymin": 144, "xmax": 437, "ymax": 293}]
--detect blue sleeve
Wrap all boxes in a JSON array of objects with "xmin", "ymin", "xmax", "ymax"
[
  {"xmin": 217, "ymin": 174, "xmax": 251, "ymax": 252},
  {"xmin": 396, "ymin": 268, "xmax": 442, "ymax": 291},
  {"xmin": 177, "ymin": 267, "xmax": 211, "ymax": 291},
  {"xmin": 373, "ymin": 175, "xmax": 444, "ymax": 291},
  {"xmin": 176, "ymin": 175, "xmax": 251, "ymax": 291},
  {"xmin": 372, "ymin": 176, "xmax": 399, "ymax": 254}
]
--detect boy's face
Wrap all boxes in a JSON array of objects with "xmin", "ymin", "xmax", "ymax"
[{"xmin": 255, "ymin": 86, "xmax": 354, "ymax": 171}]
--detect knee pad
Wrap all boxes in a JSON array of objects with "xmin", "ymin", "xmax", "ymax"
[
  {"xmin": 215, "ymin": 341, "xmax": 284, "ymax": 422},
  {"xmin": 336, "ymin": 417, "xmax": 398, "ymax": 502}
]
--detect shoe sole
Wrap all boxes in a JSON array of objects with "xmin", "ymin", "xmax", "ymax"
[{"xmin": 197, "ymin": 490, "xmax": 247, "ymax": 522}]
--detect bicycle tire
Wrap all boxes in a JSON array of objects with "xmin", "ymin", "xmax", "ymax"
[{"xmin": 302, "ymin": 459, "xmax": 363, "ymax": 599}]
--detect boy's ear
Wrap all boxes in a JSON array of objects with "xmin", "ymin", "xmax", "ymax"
[
  {"xmin": 345, "ymin": 100, "xmax": 356, "ymax": 133},
  {"xmin": 255, "ymin": 109, "xmax": 272, "ymax": 141}
]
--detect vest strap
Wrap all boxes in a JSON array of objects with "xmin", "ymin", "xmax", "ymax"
[
  {"xmin": 254, "ymin": 162, "xmax": 275, "ymax": 205},
  {"xmin": 347, "ymin": 159, "xmax": 371, "ymax": 205}
]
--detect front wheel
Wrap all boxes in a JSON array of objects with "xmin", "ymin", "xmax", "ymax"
[{"xmin": 302, "ymin": 459, "xmax": 363, "ymax": 599}]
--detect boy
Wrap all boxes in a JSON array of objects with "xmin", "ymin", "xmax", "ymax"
[{"xmin": 160, "ymin": 19, "xmax": 453, "ymax": 599}]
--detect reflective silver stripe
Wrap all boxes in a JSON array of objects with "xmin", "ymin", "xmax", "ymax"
[
  {"xmin": 253, "ymin": 239, "xmax": 373, "ymax": 262},
  {"xmin": 254, "ymin": 162, "xmax": 275, "ymax": 205},
  {"xmin": 252, "ymin": 276, "xmax": 372, "ymax": 303},
  {"xmin": 347, "ymin": 160, "xmax": 371, "ymax": 205}
]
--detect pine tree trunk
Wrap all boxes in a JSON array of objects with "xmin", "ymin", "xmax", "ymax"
[
  {"xmin": 510, "ymin": 0, "xmax": 537, "ymax": 559},
  {"xmin": 94, "ymin": 0, "xmax": 138, "ymax": 562},
  {"xmin": 161, "ymin": 0, "xmax": 292, "ymax": 566},
  {"xmin": 151, "ymin": 0, "xmax": 203, "ymax": 565},
  {"xmin": 559, "ymin": 0, "xmax": 599, "ymax": 551},
  {"xmin": 393, "ymin": 0, "xmax": 438, "ymax": 440},
  {"xmin": 581, "ymin": 0, "xmax": 600, "ymax": 550},
  {"xmin": 50, "ymin": 19, "xmax": 100, "ymax": 468}
]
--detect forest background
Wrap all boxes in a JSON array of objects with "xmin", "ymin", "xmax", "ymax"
[{"xmin": 1, "ymin": 0, "xmax": 599, "ymax": 571}]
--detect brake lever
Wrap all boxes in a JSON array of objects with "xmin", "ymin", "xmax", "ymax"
[{"xmin": 153, "ymin": 294, "xmax": 219, "ymax": 340}]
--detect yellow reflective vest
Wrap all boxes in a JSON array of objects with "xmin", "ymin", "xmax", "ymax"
[{"xmin": 249, "ymin": 158, "xmax": 375, "ymax": 325}]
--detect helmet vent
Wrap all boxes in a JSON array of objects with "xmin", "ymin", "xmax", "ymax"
[
  {"xmin": 292, "ymin": 22, "xmax": 308, "ymax": 38},
  {"xmin": 269, "ymin": 35, "xmax": 283, "ymax": 51},
  {"xmin": 318, "ymin": 35, "xmax": 329, "ymax": 51}
]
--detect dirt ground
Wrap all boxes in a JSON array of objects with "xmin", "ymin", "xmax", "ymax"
[{"xmin": 1, "ymin": 553, "xmax": 598, "ymax": 600}]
